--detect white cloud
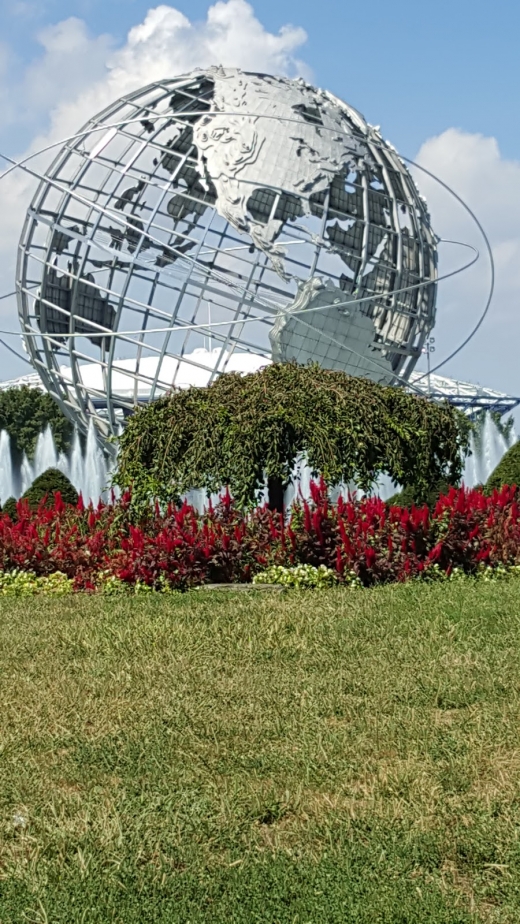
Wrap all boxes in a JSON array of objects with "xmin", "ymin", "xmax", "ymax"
[
  {"xmin": 0, "ymin": 0, "xmax": 309, "ymax": 367},
  {"xmin": 414, "ymin": 129, "xmax": 520, "ymax": 396},
  {"xmin": 21, "ymin": 18, "xmax": 114, "ymax": 119},
  {"xmin": 31, "ymin": 2, "xmax": 308, "ymax": 149},
  {"xmin": 0, "ymin": 19, "xmax": 112, "ymax": 146},
  {"xmin": 114, "ymin": 2, "xmax": 309, "ymax": 84}
]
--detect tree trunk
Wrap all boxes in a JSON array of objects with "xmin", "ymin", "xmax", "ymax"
[{"xmin": 267, "ymin": 475, "xmax": 284, "ymax": 514}]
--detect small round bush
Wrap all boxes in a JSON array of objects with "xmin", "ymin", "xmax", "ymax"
[
  {"xmin": 22, "ymin": 468, "xmax": 79, "ymax": 510},
  {"xmin": 386, "ymin": 480, "xmax": 454, "ymax": 509},
  {"xmin": 2, "ymin": 496, "xmax": 18, "ymax": 520},
  {"xmin": 486, "ymin": 441, "xmax": 520, "ymax": 492}
]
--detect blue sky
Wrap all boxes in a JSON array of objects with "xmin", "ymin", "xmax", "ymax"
[
  {"xmin": 2, "ymin": 0, "xmax": 518, "ymax": 157},
  {"xmin": 0, "ymin": 0, "xmax": 519, "ymax": 396}
]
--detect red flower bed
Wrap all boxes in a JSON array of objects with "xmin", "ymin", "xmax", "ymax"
[{"xmin": 1, "ymin": 481, "xmax": 519, "ymax": 589}]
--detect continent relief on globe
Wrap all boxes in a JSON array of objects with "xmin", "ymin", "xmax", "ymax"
[{"xmin": 193, "ymin": 67, "xmax": 373, "ymax": 280}]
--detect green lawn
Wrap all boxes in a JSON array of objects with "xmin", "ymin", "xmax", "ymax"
[{"xmin": 2, "ymin": 583, "xmax": 520, "ymax": 922}]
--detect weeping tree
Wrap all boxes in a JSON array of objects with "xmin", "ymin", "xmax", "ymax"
[{"xmin": 115, "ymin": 363, "xmax": 470, "ymax": 511}]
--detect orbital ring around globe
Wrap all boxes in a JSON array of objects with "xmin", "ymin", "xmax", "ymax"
[
  {"xmin": 2, "ymin": 138, "xmax": 482, "ymax": 328},
  {"xmin": 2, "ymin": 154, "xmax": 483, "ymax": 393},
  {"xmin": 9, "ymin": 154, "xmax": 481, "ymax": 345},
  {"xmin": 2, "ymin": 105, "xmax": 489, "ymax": 381},
  {"xmin": 1, "ymin": 93, "xmax": 492, "ymax": 378},
  {"xmin": 0, "ymin": 68, "xmax": 494, "ymax": 447},
  {"xmin": 1, "ymin": 113, "xmax": 489, "ymax": 334},
  {"xmin": 3, "ymin": 100, "xmax": 488, "ymax": 400}
]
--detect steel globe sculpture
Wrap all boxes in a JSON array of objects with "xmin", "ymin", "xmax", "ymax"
[{"xmin": 17, "ymin": 67, "xmax": 438, "ymax": 444}]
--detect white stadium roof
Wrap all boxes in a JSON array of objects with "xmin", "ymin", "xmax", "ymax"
[{"xmin": 0, "ymin": 351, "xmax": 517, "ymax": 417}]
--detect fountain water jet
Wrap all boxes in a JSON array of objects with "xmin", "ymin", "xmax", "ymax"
[
  {"xmin": 83, "ymin": 418, "xmax": 108, "ymax": 504},
  {"xmin": 0, "ymin": 412, "xmax": 516, "ymax": 510},
  {"xmin": 20, "ymin": 454, "xmax": 34, "ymax": 496},
  {"xmin": 462, "ymin": 414, "xmax": 515, "ymax": 487},
  {"xmin": 0, "ymin": 421, "xmax": 110, "ymax": 504},
  {"xmin": 0, "ymin": 431, "xmax": 14, "ymax": 503},
  {"xmin": 33, "ymin": 426, "xmax": 58, "ymax": 479}
]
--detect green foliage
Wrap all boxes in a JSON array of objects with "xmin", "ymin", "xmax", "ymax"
[
  {"xmin": 97, "ymin": 571, "xmax": 178, "ymax": 595},
  {"xmin": 422, "ymin": 563, "xmax": 520, "ymax": 583},
  {"xmin": 115, "ymin": 363, "xmax": 470, "ymax": 508},
  {"xmin": 0, "ymin": 568, "xmax": 73, "ymax": 595},
  {"xmin": 486, "ymin": 439, "xmax": 520, "ymax": 492},
  {"xmin": 3, "ymin": 584, "xmax": 520, "ymax": 919},
  {"xmin": 0, "ymin": 385, "xmax": 72, "ymax": 459},
  {"xmin": 253, "ymin": 563, "xmax": 342, "ymax": 588},
  {"xmin": 2, "ymin": 470, "xmax": 78, "ymax": 521},
  {"xmin": 2, "ymin": 496, "xmax": 18, "ymax": 520},
  {"xmin": 386, "ymin": 479, "xmax": 454, "ymax": 508},
  {"xmin": 22, "ymin": 468, "xmax": 79, "ymax": 510}
]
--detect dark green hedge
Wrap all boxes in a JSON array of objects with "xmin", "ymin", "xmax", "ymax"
[
  {"xmin": 486, "ymin": 441, "xmax": 520, "ymax": 492},
  {"xmin": 386, "ymin": 480, "xmax": 455, "ymax": 508},
  {"xmin": 2, "ymin": 496, "xmax": 18, "ymax": 520},
  {"xmin": 3, "ymin": 469, "xmax": 79, "ymax": 520},
  {"xmin": 23, "ymin": 468, "xmax": 78, "ymax": 510}
]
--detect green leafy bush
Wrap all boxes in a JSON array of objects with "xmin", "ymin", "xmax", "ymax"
[
  {"xmin": 386, "ymin": 480, "xmax": 454, "ymax": 508},
  {"xmin": 2, "ymin": 497, "xmax": 18, "ymax": 520},
  {"xmin": 115, "ymin": 362, "xmax": 470, "ymax": 509},
  {"xmin": 422, "ymin": 563, "xmax": 520, "ymax": 583},
  {"xmin": 0, "ymin": 386, "xmax": 72, "ymax": 459},
  {"xmin": 0, "ymin": 569, "xmax": 73, "ymax": 595},
  {"xmin": 254, "ymin": 564, "xmax": 348, "ymax": 589},
  {"xmin": 486, "ymin": 441, "xmax": 520, "ymax": 492},
  {"xmin": 22, "ymin": 468, "xmax": 79, "ymax": 510},
  {"xmin": 97, "ymin": 571, "xmax": 178, "ymax": 595}
]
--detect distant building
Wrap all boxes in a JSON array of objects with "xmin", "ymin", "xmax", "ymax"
[{"xmin": 0, "ymin": 357, "xmax": 517, "ymax": 419}]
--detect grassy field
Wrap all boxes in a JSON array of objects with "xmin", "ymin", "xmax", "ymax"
[{"xmin": 2, "ymin": 583, "xmax": 520, "ymax": 922}]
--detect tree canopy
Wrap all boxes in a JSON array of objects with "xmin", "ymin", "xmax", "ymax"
[
  {"xmin": 115, "ymin": 363, "xmax": 470, "ymax": 509},
  {"xmin": 0, "ymin": 386, "xmax": 72, "ymax": 459}
]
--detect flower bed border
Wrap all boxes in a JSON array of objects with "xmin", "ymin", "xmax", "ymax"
[{"xmin": 0, "ymin": 481, "xmax": 519, "ymax": 592}]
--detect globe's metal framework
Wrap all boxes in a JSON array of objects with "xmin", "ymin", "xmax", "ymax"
[{"xmin": 16, "ymin": 67, "xmax": 438, "ymax": 444}]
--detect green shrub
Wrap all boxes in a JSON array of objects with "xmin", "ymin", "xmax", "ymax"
[
  {"xmin": 0, "ymin": 386, "xmax": 72, "ymax": 459},
  {"xmin": 486, "ymin": 440, "xmax": 520, "ymax": 492},
  {"xmin": 386, "ymin": 480, "xmax": 454, "ymax": 508},
  {"xmin": 22, "ymin": 468, "xmax": 78, "ymax": 510},
  {"xmin": 253, "ymin": 564, "xmax": 347, "ymax": 589},
  {"xmin": 96, "ymin": 572, "xmax": 178, "ymax": 595},
  {"xmin": 0, "ymin": 569, "xmax": 73, "ymax": 595},
  {"xmin": 2, "ymin": 496, "xmax": 18, "ymax": 520},
  {"xmin": 1, "ymin": 470, "xmax": 79, "ymax": 521}
]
